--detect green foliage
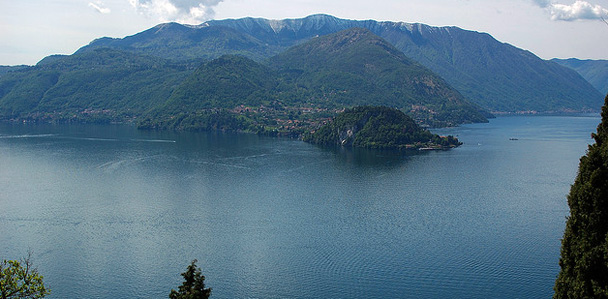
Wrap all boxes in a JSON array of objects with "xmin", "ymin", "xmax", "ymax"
[
  {"xmin": 139, "ymin": 110, "xmax": 250, "ymax": 132},
  {"xmin": 0, "ymin": 28, "xmax": 490, "ymax": 131},
  {"xmin": 269, "ymin": 28, "xmax": 488, "ymax": 126},
  {"xmin": 161, "ymin": 55, "xmax": 277, "ymax": 113},
  {"xmin": 170, "ymin": 260, "xmax": 211, "ymax": 299},
  {"xmin": 0, "ymin": 49, "xmax": 193, "ymax": 121},
  {"xmin": 143, "ymin": 29, "xmax": 488, "ymax": 132},
  {"xmin": 0, "ymin": 254, "xmax": 49, "ymax": 299},
  {"xmin": 76, "ymin": 14, "xmax": 602, "ymax": 114},
  {"xmin": 82, "ymin": 24, "xmax": 278, "ymax": 62},
  {"xmin": 303, "ymin": 106, "xmax": 461, "ymax": 150},
  {"xmin": 0, "ymin": 66, "xmax": 29, "ymax": 77},
  {"xmin": 390, "ymin": 28, "xmax": 602, "ymax": 113},
  {"xmin": 554, "ymin": 94, "xmax": 608, "ymax": 298},
  {"xmin": 0, "ymin": 70, "xmax": 60, "ymax": 116}
]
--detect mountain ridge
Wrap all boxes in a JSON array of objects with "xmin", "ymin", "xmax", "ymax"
[
  {"xmin": 144, "ymin": 28, "xmax": 487, "ymax": 132},
  {"xmin": 553, "ymin": 58, "xmax": 608, "ymax": 95},
  {"xmin": 0, "ymin": 28, "xmax": 488, "ymax": 132},
  {"xmin": 80, "ymin": 14, "xmax": 603, "ymax": 114}
]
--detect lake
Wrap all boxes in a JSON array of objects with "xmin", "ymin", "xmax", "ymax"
[{"xmin": 0, "ymin": 115, "xmax": 600, "ymax": 298}]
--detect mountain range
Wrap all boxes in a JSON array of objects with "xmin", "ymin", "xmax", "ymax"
[
  {"xmin": 0, "ymin": 14, "xmax": 603, "ymax": 133},
  {"xmin": 81, "ymin": 14, "xmax": 603, "ymax": 114},
  {"xmin": 142, "ymin": 28, "xmax": 486, "ymax": 131}
]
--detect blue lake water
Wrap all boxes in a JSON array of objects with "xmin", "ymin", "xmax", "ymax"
[{"xmin": 0, "ymin": 115, "xmax": 600, "ymax": 298}]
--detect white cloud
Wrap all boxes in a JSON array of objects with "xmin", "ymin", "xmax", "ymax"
[
  {"xmin": 550, "ymin": 1, "xmax": 608, "ymax": 20},
  {"xmin": 533, "ymin": 0, "xmax": 608, "ymax": 21},
  {"xmin": 129, "ymin": 0, "xmax": 224, "ymax": 24},
  {"xmin": 89, "ymin": 1, "xmax": 111, "ymax": 14}
]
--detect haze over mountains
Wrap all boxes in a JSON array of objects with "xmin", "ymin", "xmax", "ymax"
[{"xmin": 0, "ymin": 14, "xmax": 603, "ymax": 132}]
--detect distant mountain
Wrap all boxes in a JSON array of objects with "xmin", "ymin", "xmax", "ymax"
[
  {"xmin": 268, "ymin": 27, "xmax": 487, "ymax": 125},
  {"xmin": 80, "ymin": 14, "xmax": 603, "ymax": 113},
  {"xmin": 160, "ymin": 54, "xmax": 278, "ymax": 113},
  {"xmin": 0, "ymin": 65, "xmax": 29, "ymax": 77},
  {"xmin": 81, "ymin": 23, "xmax": 277, "ymax": 62},
  {"xmin": 0, "ymin": 49, "xmax": 193, "ymax": 122},
  {"xmin": 144, "ymin": 28, "xmax": 488, "ymax": 131},
  {"xmin": 0, "ymin": 29, "xmax": 487, "ymax": 132},
  {"xmin": 553, "ymin": 58, "xmax": 608, "ymax": 95}
]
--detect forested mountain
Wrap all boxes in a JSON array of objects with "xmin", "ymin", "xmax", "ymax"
[
  {"xmin": 0, "ymin": 65, "xmax": 29, "ymax": 77},
  {"xmin": 141, "ymin": 28, "xmax": 488, "ymax": 132},
  {"xmin": 553, "ymin": 58, "xmax": 608, "ymax": 95},
  {"xmin": 0, "ymin": 49, "xmax": 194, "ymax": 123},
  {"xmin": 268, "ymin": 27, "xmax": 487, "ymax": 125},
  {"xmin": 1, "ymin": 14, "xmax": 602, "ymax": 133},
  {"xmin": 0, "ymin": 28, "xmax": 488, "ymax": 132},
  {"xmin": 80, "ymin": 23, "xmax": 278, "ymax": 62},
  {"xmin": 80, "ymin": 14, "xmax": 603, "ymax": 114}
]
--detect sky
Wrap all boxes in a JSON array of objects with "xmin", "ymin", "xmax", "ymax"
[{"xmin": 2, "ymin": 0, "xmax": 608, "ymax": 65}]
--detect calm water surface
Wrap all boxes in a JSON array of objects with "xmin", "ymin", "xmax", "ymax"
[{"xmin": 0, "ymin": 115, "xmax": 600, "ymax": 298}]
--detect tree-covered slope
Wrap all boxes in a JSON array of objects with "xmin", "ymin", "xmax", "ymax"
[
  {"xmin": 373, "ymin": 24, "xmax": 602, "ymax": 113},
  {"xmin": 80, "ymin": 23, "xmax": 278, "ymax": 62},
  {"xmin": 0, "ymin": 48, "xmax": 193, "ymax": 122},
  {"xmin": 554, "ymin": 95, "xmax": 608, "ymax": 297},
  {"xmin": 269, "ymin": 27, "xmax": 488, "ymax": 126},
  {"xmin": 553, "ymin": 58, "xmax": 608, "ymax": 95},
  {"xmin": 0, "ymin": 29, "xmax": 487, "ymax": 131},
  {"xmin": 303, "ymin": 106, "xmax": 461, "ymax": 149},
  {"xmin": 138, "ymin": 55, "xmax": 280, "ymax": 132},
  {"xmin": 161, "ymin": 55, "xmax": 278, "ymax": 113},
  {"xmin": 0, "ymin": 65, "xmax": 29, "ymax": 77},
  {"xmin": 147, "ymin": 28, "xmax": 487, "ymax": 132},
  {"xmin": 77, "ymin": 14, "xmax": 603, "ymax": 113}
]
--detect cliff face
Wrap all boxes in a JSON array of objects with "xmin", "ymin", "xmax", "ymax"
[{"xmin": 337, "ymin": 113, "xmax": 372, "ymax": 146}]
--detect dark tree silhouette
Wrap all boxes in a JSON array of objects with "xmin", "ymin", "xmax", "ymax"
[
  {"xmin": 169, "ymin": 260, "xmax": 211, "ymax": 299},
  {"xmin": 554, "ymin": 94, "xmax": 608, "ymax": 298}
]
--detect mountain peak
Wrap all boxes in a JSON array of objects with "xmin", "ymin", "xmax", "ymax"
[
  {"xmin": 268, "ymin": 27, "xmax": 488, "ymax": 125},
  {"xmin": 269, "ymin": 27, "xmax": 405, "ymax": 71},
  {"xmin": 292, "ymin": 27, "xmax": 392, "ymax": 53},
  {"xmin": 72, "ymin": 14, "xmax": 603, "ymax": 113}
]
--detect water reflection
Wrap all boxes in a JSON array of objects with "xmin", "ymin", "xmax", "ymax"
[
  {"xmin": 315, "ymin": 144, "xmax": 421, "ymax": 168},
  {"xmin": 0, "ymin": 116, "xmax": 601, "ymax": 299}
]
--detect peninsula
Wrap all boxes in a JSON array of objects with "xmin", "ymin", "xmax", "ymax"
[{"xmin": 303, "ymin": 106, "xmax": 461, "ymax": 150}]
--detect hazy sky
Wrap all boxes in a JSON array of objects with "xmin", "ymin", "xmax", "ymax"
[{"xmin": 2, "ymin": 0, "xmax": 608, "ymax": 65}]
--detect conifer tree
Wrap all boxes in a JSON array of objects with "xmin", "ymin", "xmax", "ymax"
[
  {"xmin": 169, "ymin": 260, "xmax": 211, "ymax": 299},
  {"xmin": 554, "ymin": 95, "xmax": 608, "ymax": 298}
]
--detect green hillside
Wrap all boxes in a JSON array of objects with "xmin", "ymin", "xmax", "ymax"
[
  {"xmin": 269, "ymin": 27, "xmax": 488, "ymax": 126},
  {"xmin": 0, "ymin": 28, "xmax": 488, "ymax": 135},
  {"xmin": 78, "ymin": 14, "xmax": 603, "ymax": 114},
  {"xmin": 141, "ymin": 28, "xmax": 488, "ymax": 133},
  {"xmin": 80, "ymin": 23, "xmax": 278, "ymax": 62},
  {"xmin": 553, "ymin": 58, "xmax": 608, "ymax": 95},
  {"xmin": 0, "ymin": 49, "xmax": 194, "ymax": 123}
]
